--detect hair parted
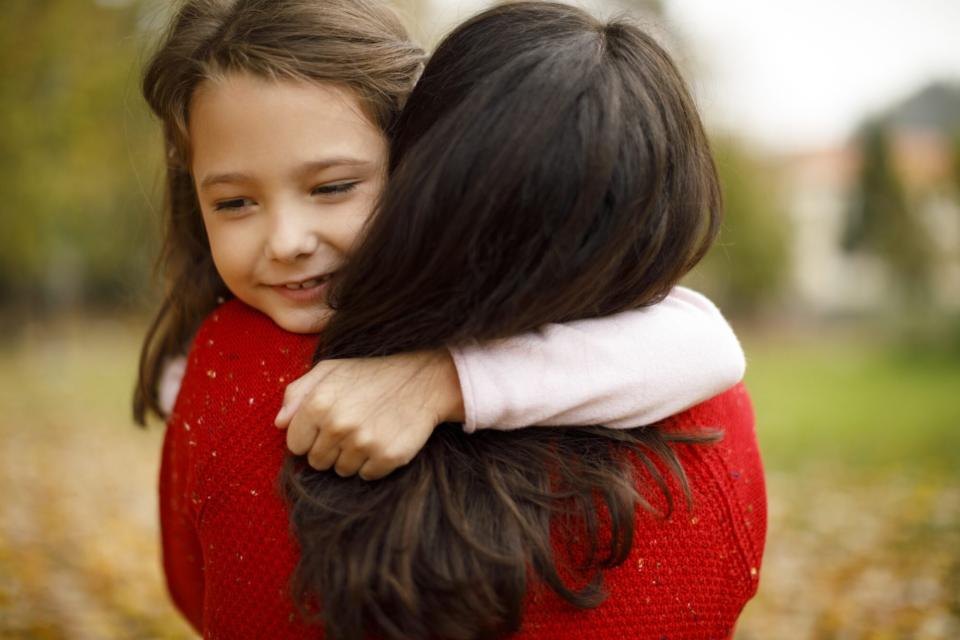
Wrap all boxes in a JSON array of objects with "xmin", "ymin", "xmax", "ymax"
[
  {"xmin": 133, "ymin": 0, "xmax": 424, "ymax": 424},
  {"xmin": 281, "ymin": 2, "xmax": 723, "ymax": 639}
]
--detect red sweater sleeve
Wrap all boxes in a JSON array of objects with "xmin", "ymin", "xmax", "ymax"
[{"xmin": 159, "ymin": 409, "xmax": 205, "ymax": 634}]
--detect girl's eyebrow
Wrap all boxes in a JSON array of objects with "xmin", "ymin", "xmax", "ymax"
[
  {"xmin": 198, "ymin": 157, "xmax": 374, "ymax": 190},
  {"xmin": 198, "ymin": 171, "xmax": 251, "ymax": 190},
  {"xmin": 297, "ymin": 158, "xmax": 374, "ymax": 178}
]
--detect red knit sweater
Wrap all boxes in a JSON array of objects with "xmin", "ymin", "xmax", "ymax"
[{"xmin": 159, "ymin": 300, "xmax": 766, "ymax": 639}]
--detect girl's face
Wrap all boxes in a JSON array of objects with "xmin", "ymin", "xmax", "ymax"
[{"xmin": 189, "ymin": 72, "xmax": 387, "ymax": 333}]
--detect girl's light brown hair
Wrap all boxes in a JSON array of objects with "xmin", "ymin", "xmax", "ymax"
[{"xmin": 133, "ymin": 0, "xmax": 424, "ymax": 424}]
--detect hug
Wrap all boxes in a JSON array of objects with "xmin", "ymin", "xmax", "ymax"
[{"xmin": 135, "ymin": 0, "xmax": 766, "ymax": 638}]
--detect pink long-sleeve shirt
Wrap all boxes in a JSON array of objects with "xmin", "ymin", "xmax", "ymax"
[{"xmin": 452, "ymin": 286, "xmax": 745, "ymax": 431}]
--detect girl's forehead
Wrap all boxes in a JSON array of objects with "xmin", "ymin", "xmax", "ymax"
[
  {"xmin": 188, "ymin": 72, "xmax": 387, "ymax": 177},
  {"xmin": 190, "ymin": 72, "xmax": 379, "ymax": 136}
]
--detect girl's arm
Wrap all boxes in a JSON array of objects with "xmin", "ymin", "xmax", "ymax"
[
  {"xmin": 452, "ymin": 286, "xmax": 744, "ymax": 432},
  {"xmin": 278, "ymin": 287, "xmax": 743, "ymax": 480}
]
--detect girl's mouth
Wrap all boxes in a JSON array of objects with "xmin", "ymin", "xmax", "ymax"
[
  {"xmin": 283, "ymin": 276, "xmax": 324, "ymax": 290},
  {"xmin": 270, "ymin": 274, "xmax": 332, "ymax": 302}
]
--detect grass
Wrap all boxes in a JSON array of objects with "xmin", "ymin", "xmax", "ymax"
[
  {"xmin": 735, "ymin": 330, "xmax": 960, "ymax": 638},
  {"xmin": 744, "ymin": 333, "xmax": 960, "ymax": 476}
]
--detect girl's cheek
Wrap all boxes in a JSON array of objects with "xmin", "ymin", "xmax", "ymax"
[
  {"xmin": 341, "ymin": 214, "xmax": 374, "ymax": 255},
  {"xmin": 206, "ymin": 216, "xmax": 262, "ymax": 259}
]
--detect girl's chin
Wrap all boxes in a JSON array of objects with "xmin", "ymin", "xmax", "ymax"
[{"xmin": 271, "ymin": 306, "xmax": 332, "ymax": 334}]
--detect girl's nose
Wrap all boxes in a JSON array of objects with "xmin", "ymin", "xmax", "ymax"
[{"xmin": 264, "ymin": 208, "xmax": 320, "ymax": 263}]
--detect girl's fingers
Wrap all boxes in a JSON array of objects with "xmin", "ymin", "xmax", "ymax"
[
  {"xmin": 305, "ymin": 423, "xmax": 350, "ymax": 470},
  {"xmin": 286, "ymin": 410, "xmax": 320, "ymax": 455},
  {"xmin": 274, "ymin": 405, "xmax": 292, "ymax": 429},
  {"xmin": 307, "ymin": 442, "xmax": 340, "ymax": 472},
  {"xmin": 276, "ymin": 363, "xmax": 334, "ymax": 428},
  {"xmin": 276, "ymin": 377, "xmax": 310, "ymax": 428},
  {"xmin": 333, "ymin": 448, "xmax": 366, "ymax": 477},
  {"xmin": 357, "ymin": 458, "xmax": 390, "ymax": 481}
]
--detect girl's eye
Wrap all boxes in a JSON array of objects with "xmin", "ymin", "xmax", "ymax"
[
  {"xmin": 312, "ymin": 182, "xmax": 358, "ymax": 196},
  {"xmin": 214, "ymin": 197, "xmax": 254, "ymax": 211}
]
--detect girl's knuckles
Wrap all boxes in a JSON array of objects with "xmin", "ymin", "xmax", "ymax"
[
  {"xmin": 324, "ymin": 421, "xmax": 354, "ymax": 437},
  {"xmin": 380, "ymin": 455, "xmax": 404, "ymax": 469},
  {"xmin": 304, "ymin": 395, "xmax": 333, "ymax": 415},
  {"xmin": 351, "ymin": 436, "xmax": 374, "ymax": 452},
  {"xmin": 378, "ymin": 447, "xmax": 409, "ymax": 466}
]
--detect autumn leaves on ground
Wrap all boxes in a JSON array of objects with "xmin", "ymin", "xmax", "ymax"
[{"xmin": 1, "ymin": 318, "xmax": 958, "ymax": 639}]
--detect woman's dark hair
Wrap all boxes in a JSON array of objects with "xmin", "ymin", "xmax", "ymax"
[{"xmin": 281, "ymin": 3, "xmax": 723, "ymax": 639}]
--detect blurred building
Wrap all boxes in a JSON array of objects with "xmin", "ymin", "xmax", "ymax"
[{"xmin": 779, "ymin": 83, "xmax": 960, "ymax": 314}]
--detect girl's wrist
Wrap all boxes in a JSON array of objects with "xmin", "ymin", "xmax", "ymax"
[{"xmin": 429, "ymin": 349, "xmax": 465, "ymax": 424}]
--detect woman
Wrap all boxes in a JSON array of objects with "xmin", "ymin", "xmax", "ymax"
[{"xmin": 280, "ymin": 4, "xmax": 766, "ymax": 638}]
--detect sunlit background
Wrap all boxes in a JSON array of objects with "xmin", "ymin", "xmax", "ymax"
[{"xmin": 2, "ymin": 0, "xmax": 959, "ymax": 637}]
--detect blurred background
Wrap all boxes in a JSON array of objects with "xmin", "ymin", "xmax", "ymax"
[{"xmin": 1, "ymin": 0, "xmax": 958, "ymax": 637}]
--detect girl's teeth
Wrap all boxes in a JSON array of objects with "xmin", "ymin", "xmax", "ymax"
[{"xmin": 283, "ymin": 277, "xmax": 323, "ymax": 290}]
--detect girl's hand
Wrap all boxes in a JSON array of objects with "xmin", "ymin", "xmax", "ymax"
[{"xmin": 274, "ymin": 350, "xmax": 465, "ymax": 480}]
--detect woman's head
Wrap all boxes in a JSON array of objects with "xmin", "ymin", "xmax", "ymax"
[
  {"xmin": 135, "ymin": 0, "xmax": 424, "ymax": 423},
  {"xmin": 285, "ymin": 3, "xmax": 721, "ymax": 639},
  {"xmin": 321, "ymin": 0, "xmax": 721, "ymax": 357}
]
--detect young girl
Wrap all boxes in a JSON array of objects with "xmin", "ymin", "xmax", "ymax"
[
  {"xmin": 134, "ymin": 0, "xmax": 744, "ymax": 480},
  {"xmin": 142, "ymin": 0, "xmax": 764, "ymax": 637}
]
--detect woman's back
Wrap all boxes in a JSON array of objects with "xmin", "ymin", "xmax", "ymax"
[
  {"xmin": 160, "ymin": 300, "xmax": 765, "ymax": 639},
  {"xmin": 517, "ymin": 383, "xmax": 765, "ymax": 639}
]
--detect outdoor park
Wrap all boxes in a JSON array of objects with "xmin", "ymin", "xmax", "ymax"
[{"xmin": 2, "ymin": 1, "xmax": 959, "ymax": 638}]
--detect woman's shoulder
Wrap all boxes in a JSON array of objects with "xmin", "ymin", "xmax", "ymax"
[
  {"xmin": 192, "ymin": 299, "xmax": 317, "ymax": 360},
  {"xmin": 168, "ymin": 299, "xmax": 319, "ymax": 487},
  {"xmin": 669, "ymin": 382, "xmax": 767, "ymax": 589},
  {"xmin": 661, "ymin": 382, "xmax": 755, "ymax": 435},
  {"xmin": 194, "ymin": 298, "xmax": 293, "ymax": 342},
  {"xmin": 182, "ymin": 299, "xmax": 319, "ymax": 393}
]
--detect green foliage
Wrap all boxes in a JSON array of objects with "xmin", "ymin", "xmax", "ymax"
[
  {"xmin": 685, "ymin": 138, "xmax": 791, "ymax": 314},
  {"xmin": 841, "ymin": 120, "xmax": 932, "ymax": 300},
  {"xmin": 745, "ymin": 333, "xmax": 960, "ymax": 474},
  {"xmin": 0, "ymin": 0, "xmax": 162, "ymax": 311}
]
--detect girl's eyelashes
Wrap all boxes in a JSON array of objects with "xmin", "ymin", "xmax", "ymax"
[
  {"xmin": 213, "ymin": 197, "xmax": 255, "ymax": 212},
  {"xmin": 312, "ymin": 181, "xmax": 358, "ymax": 196},
  {"xmin": 210, "ymin": 182, "xmax": 357, "ymax": 211}
]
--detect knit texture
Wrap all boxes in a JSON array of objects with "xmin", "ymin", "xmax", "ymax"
[{"xmin": 159, "ymin": 300, "xmax": 766, "ymax": 639}]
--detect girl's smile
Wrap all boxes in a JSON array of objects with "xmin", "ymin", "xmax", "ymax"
[
  {"xmin": 266, "ymin": 273, "xmax": 334, "ymax": 303},
  {"xmin": 188, "ymin": 72, "xmax": 387, "ymax": 333}
]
